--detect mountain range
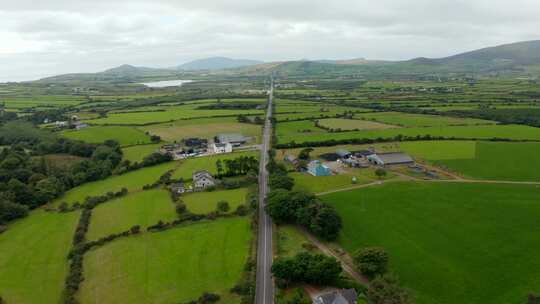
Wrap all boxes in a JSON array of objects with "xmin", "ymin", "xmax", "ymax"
[{"xmin": 36, "ymin": 40, "xmax": 540, "ymax": 83}]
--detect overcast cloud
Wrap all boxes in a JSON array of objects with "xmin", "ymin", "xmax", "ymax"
[{"xmin": 1, "ymin": 0, "xmax": 539, "ymax": 81}]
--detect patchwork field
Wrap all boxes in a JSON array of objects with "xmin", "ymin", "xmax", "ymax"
[
  {"xmin": 276, "ymin": 123, "xmax": 540, "ymax": 144},
  {"xmin": 79, "ymin": 217, "xmax": 252, "ymax": 304},
  {"xmin": 355, "ymin": 112, "xmax": 495, "ymax": 127},
  {"xmin": 140, "ymin": 117, "xmax": 261, "ymax": 143},
  {"xmin": 182, "ymin": 188, "xmax": 248, "ymax": 214},
  {"xmin": 321, "ymin": 182, "xmax": 540, "ymax": 304},
  {"xmin": 171, "ymin": 151, "xmax": 258, "ymax": 180},
  {"xmin": 87, "ymin": 189, "xmax": 177, "ymax": 241},
  {"xmin": 61, "ymin": 126, "xmax": 151, "ymax": 146},
  {"xmin": 54, "ymin": 161, "xmax": 179, "ymax": 206},
  {"xmin": 317, "ymin": 118, "xmax": 397, "ymax": 131},
  {"xmin": 0, "ymin": 210, "xmax": 80, "ymax": 304}
]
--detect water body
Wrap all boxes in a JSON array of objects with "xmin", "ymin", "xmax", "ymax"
[{"xmin": 140, "ymin": 79, "xmax": 193, "ymax": 88}]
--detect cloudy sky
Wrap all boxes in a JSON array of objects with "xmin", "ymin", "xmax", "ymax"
[{"xmin": 1, "ymin": 0, "xmax": 539, "ymax": 81}]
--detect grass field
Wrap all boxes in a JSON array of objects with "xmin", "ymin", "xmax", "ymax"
[
  {"xmin": 54, "ymin": 161, "xmax": 179, "ymax": 206},
  {"xmin": 321, "ymin": 182, "xmax": 540, "ymax": 304},
  {"xmin": 355, "ymin": 112, "xmax": 495, "ymax": 127},
  {"xmin": 277, "ymin": 225, "xmax": 313, "ymax": 258},
  {"xmin": 0, "ymin": 210, "xmax": 79, "ymax": 304},
  {"xmin": 141, "ymin": 117, "xmax": 261, "ymax": 143},
  {"xmin": 182, "ymin": 188, "xmax": 248, "ymax": 214},
  {"xmin": 171, "ymin": 151, "xmax": 258, "ymax": 180},
  {"xmin": 79, "ymin": 217, "xmax": 252, "ymax": 304},
  {"xmin": 317, "ymin": 118, "xmax": 397, "ymax": 130},
  {"xmin": 276, "ymin": 123, "xmax": 540, "ymax": 144},
  {"xmin": 122, "ymin": 144, "xmax": 161, "ymax": 163},
  {"xmin": 87, "ymin": 189, "xmax": 177, "ymax": 240},
  {"xmin": 291, "ymin": 171, "xmax": 381, "ymax": 194},
  {"xmin": 61, "ymin": 126, "xmax": 151, "ymax": 146},
  {"xmin": 86, "ymin": 103, "xmax": 264, "ymax": 125},
  {"xmin": 435, "ymin": 142, "xmax": 540, "ymax": 181}
]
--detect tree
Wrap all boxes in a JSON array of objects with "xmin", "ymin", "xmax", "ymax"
[
  {"xmin": 272, "ymin": 252, "xmax": 342, "ymax": 287},
  {"xmin": 176, "ymin": 203, "xmax": 187, "ymax": 215},
  {"xmin": 216, "ymin": 160, "xmax": 224, "ymax": 177},
  {"xmin": 130, "ymin": 225, "xmax": 141, "ymax": 234},
  {"xmin": 366, "ymin": 274, "xmax": 413, "ymax": 304},
  {"xmin": 217, "ymin": 200, "xmax": 230, "ymax": 213},
  {"xmin": 308, "ymin": 204, "xmax": 342, "ymax": 241},
  {"xmin": 0, "ymin": 199, "xmax": 28, "ymax": 224},
  {"xmin": 198, "ymin": 292, "xmax": 220, "ymax": 304},
  {"xmin": 269, "ymin": 173, "xmax": 294, "ymax": 190},
  {"xmin": 353, "ymin": 247, "xmax": 389, "ymax": 278},
  {"xmin": 266, "ymin": 189, "xmax": 313, "ymax": 223},
  {"xmin": 528, "ymin": 294, "xmax": 540, "ymax": 304},
  {"xmin": 375, "ymin": 168, "xmax": 387, "ymax": 179},
  {"xmin": 58, "ymin": 202, "xmax": 69, "ymax": 213},
  {"xmin": 298, "ymin": 148, "xmax": 314, "ymax": 160}
]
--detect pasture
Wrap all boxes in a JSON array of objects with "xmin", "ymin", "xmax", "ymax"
[
  {"xmin": 54, "ymin": 161, "xmax": 179, "ymax": 206},
  {"xmin": 321, "ymin": 182, "xmax": 540, "ymax": 304},
  {"xmin": 182, "ymin": 188, "xmax": 248, "ymax": 214},
  {"xmin": 290, "ymin": 171, "xmax": 382, "ymax": 194},
  {"xmin": 79, "ymin": 217, "xmax": 252, "ymax": 304},
  {"xmin": 276, "ymin": 123, "xmax": 540, "ymax": 144},
  {"xmin": 317, "ymin": 118, "xmax": 397, "ymax": 131},
  {"xmin": 0, "ymin": 210, "xmax": 79, "ymax": 304},
  {"xmin": 121, "ymin": 144, "xmax": 161, "ymax": 163},
  {"xmin": 355, "ymin": 112, "xmax": 495, "ymax": 127},
  {"xmin": 171, "ymin": 151, "xmax": 258, "ymax": 180},
  {"xmin": 141, "ymin": 117, "xmax": 261, "ymax": 143},
  {"xmin": 87, "ymin": 189, "xmax": 177, "ymax": 240},
  {"xmin": 61, "ymin": 126, "xmax": 151, "ymax": 146}
]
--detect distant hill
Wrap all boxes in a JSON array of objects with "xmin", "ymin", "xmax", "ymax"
[{"xmin": 177, "ymin": 57, "xmax": 263, "ymax": 71}]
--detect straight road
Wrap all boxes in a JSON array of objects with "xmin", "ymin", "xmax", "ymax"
[{"xmin": 255, "ymin": 78, "xmax": 274, "ymax": 304}]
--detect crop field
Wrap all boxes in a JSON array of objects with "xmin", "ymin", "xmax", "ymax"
[
  {"xmin": 182, "ymin": 188, "xmax": 248, "ymax": 214},
  {"xmin": 321, "ymin": 182, "xmax": 540, "ymax": 304},
  {"xmin": 54, "ymin": 161, "xmax": 179, "ymax": 206},
  {"xmin": 87, "ymin": 189, "xmax": 177, "ymax": 240},
  {"xmin": 79, "ymin": 217, "xmax": 252, "ymax": 304},
  {"xmin": 171, "ymin": 151, "xmax": 258, "ymax": 180},
  {"xmin": 61, "ymin": 126, "xmax": 151, "ymax": 146},
  {"xmin": 121, "ymin": 144, "xmax": 162, "ymax": 162},
  {"xmin": 317, "ymin": 118, "xmax": 397, "ymax": 130},
  {"xmin": 140, "ymin": 117, "xmax": 261, "ymax": 143},
  {"xmin": 276, "ymin": 123, "xmax": 540, "ymax": 144},
  {"xmin": 86, "ymin": 103, "xmax": 265, "ymax": 125},
  {"xmin": 0, "ymin": 210, "xmax": 80, "ymax": 304},
  {"xmin": 355, "ymin": 112, "xmax": 495, "ymax": 127}
]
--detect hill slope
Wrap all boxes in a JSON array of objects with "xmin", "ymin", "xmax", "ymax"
[{"xmin": 177, "ymin": 57, "xmax": 263, "ymax": 70}]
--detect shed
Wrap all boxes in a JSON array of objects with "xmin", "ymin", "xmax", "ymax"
[
  {"xmin": 216, "ymin": 133, "xmax": 248, "ymax": 146},
  {"xmin": 336, "ymin": 149, "xmax": 352, "ymax": 159},
  {"xmin": 307, "ymin": 160, "xmax": 331, "ymax": 176},
  {"xmin": 367, "ymin": 152, "xmax": 414, "ymax": 166}
]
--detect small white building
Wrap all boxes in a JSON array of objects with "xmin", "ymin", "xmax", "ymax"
[
  {"xmin": 192, "ymin": 170, "xmax": 216, "ymax": 190},
  {"xmin": 55, "ymin": 121, "xmax": 68, "ymax": 128},
  {"xmin": 212, "ymin": 142, "xmax": 233, "ymax": 154}
]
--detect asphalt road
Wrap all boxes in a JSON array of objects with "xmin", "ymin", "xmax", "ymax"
[{"xmin": 255, "ymin": 78, "xmax": 274, "ymax": 304}]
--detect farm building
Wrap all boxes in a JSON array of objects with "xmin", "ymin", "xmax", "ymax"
[
  {"xmin": 367, "ymin": 152, "xmax": 414, "ymax": 166},
  {"xmin": 284, "ymin": 154, "xmax": 299, "ymax": 165},
  {"xmin": 336, "ymin": 149, "xmax": 352, "ymax": 159},
  {"xmin": 170, "ymin": 182, "xmax": 186, "ymax": 194},
  {"xmin": 192, "ymin": 170, "xmax": 216, "ymax": 189},
  {"xmin": 307, "ymin": 160, "xmax": 332, "ymax": 176},
  {"xmin": 215, "ymin": 133, "xmax": 248, "ymax": 146},
  {"xmin": 313, "ymin": 289, "xmax": 358, "ymax": 304},
  {"xmin": 212, "ymin": 142, "xmax": 233, "ymax": 154}
]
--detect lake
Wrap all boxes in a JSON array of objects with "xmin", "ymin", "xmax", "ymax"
[{"xmin": 140, "ymin": 79, "xmax": 193, "ymax": 88}]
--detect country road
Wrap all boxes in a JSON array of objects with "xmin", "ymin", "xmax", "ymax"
[{"xmin": 255, "ymin": 77, "xmax": 274, "ymax": 304}]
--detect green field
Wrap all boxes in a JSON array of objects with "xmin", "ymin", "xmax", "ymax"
[
  {"xmin": 291, "ymin": 171, "xmax": 380, "ymax": 194},
  {"xmin": 277, "ymin": 225, "xmax": 313, "ymax": 258},
  {"xmin": 0, "ymin": 210, "xmax": 79, "ymax": 304},
  {"xmin": 61, "ymin": 126, "xmax": 151, "ymax": 146},
  {"xmin": 435, "ymin": 142, "xmax": 540, "ymax": 181},
  {"xmin": 79, "ymin": 217, "xmax": 252, "ymax": 304},
  {"xmin": 171, "ymin": 151, "xmax": 258, "ymax": 180},
  {"xmin": 276, "ymin": 123, "xmax": 540, "ymax": 144},
  {"xmin": 317, "ymin": 118, "xmax": 397, "ymax": 130},
  {"xmin": 86, "ymin": 103, "xmax": 264, "ymax": 125},
  {"xmin": 182, "ymin": 188, "xmax": 248, "ymax": 214},
  {"xmin": 355, "ymin": 112, "xmax": 495, "ymax": 127},
  {"xmin": 122, "ymin": 144, "xmax": 161, "ymax": 162},
  {"xmin": 141, "ymin": 117, "xmax": 261, "ymax": 143},
  {"xmin": 87, "ymin": 189, "xmax": 177, "ymax": 240},
  {"xmin": 321, "ymin": 182, "xmax": 540, "ymax": 304},
  {"xmin": 54, "ymin": 161, "xmax": 179, "ymax": 206}
]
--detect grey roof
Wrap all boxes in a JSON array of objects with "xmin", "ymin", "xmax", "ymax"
[
  {"xmin": 317, "ymin": 289, "xmax": 358, "ymax": 304},
  {"xmin": 217, "ymin": 133, "xmax": 247, "ymax": 143},
  {"xmin": 336, "ymin": 149, "xmax": 352, "ymax": 157},
  {"xmin": 285, "ymin": 154, "xmax": 298, "ymax": 162},
  {"xmin": 192, "ymin": 170, "xmax": 213, "ymax": 180},
  {"xmin": 375, "ymin": 152, "xmax": 414, "ymax": 165}
]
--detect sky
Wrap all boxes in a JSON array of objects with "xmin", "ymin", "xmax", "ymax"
[{"xmin": 1, "ymin": 0, "xmax": 539, "ymax": 82}]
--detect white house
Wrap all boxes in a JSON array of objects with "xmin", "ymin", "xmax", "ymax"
[
  {"xmin": 192, "ymin": 171, "xmax": 216, "ymax": 189},
  {"xmin": 212, "ymin": 142, "xmax": 233, "ymax": 154}
]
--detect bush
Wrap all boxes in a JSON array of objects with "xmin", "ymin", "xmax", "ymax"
[
  {"xmin": 0, "ymin": 199, "xmax": 29, "ymax": 224},
  {"xmin": 217, "ymin": 200, "xmax": 230, "ymax": 213},
  {"xmin": 198, "ymin": 292, "xmax": 220, "ymax": 304},
  {"xmin": 353, "ymin": 247, "xmax": 389, "ymax": 279},
  {"xmin": 176, "ymin": 203, "xmax": 187, "ymax": 215},
  {"xmin": 366, "ymin": 274, "xmax": 413, "ymax": 304},
  {"xmin": 271, "ymin": 252, "xmax": 342, "ymax": 287}
]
